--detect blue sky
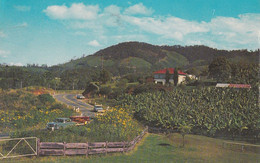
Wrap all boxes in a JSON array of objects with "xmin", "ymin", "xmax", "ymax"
[{"xmin": 0, "ymin": 0, "xmax": 259, "ymax": 66}]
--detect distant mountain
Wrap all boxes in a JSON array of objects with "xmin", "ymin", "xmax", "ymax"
[{"xmin": 59, "ymin": 42, "xmax": 259, "ymax": 75}]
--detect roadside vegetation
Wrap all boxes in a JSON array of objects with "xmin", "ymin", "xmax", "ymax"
[
  {"xmin": 11, "ymin": 107, "xmax": 142, "ymax": 142},
  {"xmin": 0, "ymin": 88, "xmax": 73, "ymax": 133}
]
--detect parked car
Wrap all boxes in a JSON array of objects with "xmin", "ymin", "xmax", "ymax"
[
  {"xmin": 76, "ymin": 94, "xmax": 85, "ymax": 99},
  {"xmin": 93, "ymin": 105, "xmax": 104, "ymax": 112},
  {"xmin": 46, "ymin": 118, "xmax": 76, "ymax": 131},
  {"xmin": 69, "ymin": 116, "xmax": 92, "ymax": 125}
]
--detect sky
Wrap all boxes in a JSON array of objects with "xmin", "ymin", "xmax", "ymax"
[{"xmin": 0, "ymin": 0, "xmax": 259, "ymax": 66}]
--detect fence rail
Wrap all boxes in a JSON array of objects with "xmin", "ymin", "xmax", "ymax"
[
  {"xmin": 0, "ymin": 137, "xmax": 37, "ymax": 159},
  {"xmin": 37, "ymin": 127, "xmax": 148, "ymax": 156},
  {"xmin": 222, "ymin": 141, "xmax": 260, "ymax": 154}
]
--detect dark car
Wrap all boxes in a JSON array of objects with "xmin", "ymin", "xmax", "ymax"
[{"xmin": 46, "ymin": 118, "xmax": 76, "ymax": 131}]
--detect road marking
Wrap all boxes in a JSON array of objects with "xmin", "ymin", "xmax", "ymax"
[{"xmin": 62, "ymin": 94, "xmax": 93, "ymax": 111}]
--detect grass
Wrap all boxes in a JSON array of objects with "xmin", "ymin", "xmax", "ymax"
[{"xmin": 4, "ymin": 133, "xmax": 259, "ymax": 163}]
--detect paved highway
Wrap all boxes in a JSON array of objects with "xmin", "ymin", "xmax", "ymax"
[{"xmin": 53, "ymin": 94, "xmax": 95, "ymax": 117}]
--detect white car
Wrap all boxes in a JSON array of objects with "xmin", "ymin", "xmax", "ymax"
[
  {"xmin": 94, "ymin": 105, "xmax": 104, "ymax": 112},
  {"xmin": 76, "ymin": 94, "xmax": 85, "ymax": 99}
]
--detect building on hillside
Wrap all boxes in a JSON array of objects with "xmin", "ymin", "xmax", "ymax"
[{"xmin": 153, "ymin": 68, "xmax": 187, "ymax": 85}]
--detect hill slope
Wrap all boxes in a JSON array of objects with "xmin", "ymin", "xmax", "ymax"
[{"xmin": 60, "ymin": 42, "xmax": 259, "ymax": 75}]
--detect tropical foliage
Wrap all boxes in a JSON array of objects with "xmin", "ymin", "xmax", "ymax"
[
  {"xmin": 0, "ymin": 89, "xmax": 73, "ymax": 132},
  {"xmin": 11, "ymin": 107, "xmax": 142, "ymax": 142},
  {"xmin": 116, "ymin": 87, "xmax": 259, "ymax": 139}
]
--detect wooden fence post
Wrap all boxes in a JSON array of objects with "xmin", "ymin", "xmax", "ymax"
[
  {"xmin": 37, "ymin": 138, "xmax": 40, "ymax": 157},
  {"xmin": 86, "ymin": 142, "xmax": 88, "ymax": 157},
  {"xmin": 106, "ymin": 141, "xmax": 108, "ymax": 155},
  {"xmin": 123, "ymin": 141, "xmax": 125, "ymax": 153},
  {"xmin": 63, "ymin": 142, "xmax": 66, "ymax": 156}
]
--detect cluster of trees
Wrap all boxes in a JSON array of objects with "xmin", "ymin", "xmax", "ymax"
[
  {"xmin": 0, "ymin": 65, "xmax": 106, "ymax": 90},
  {"xmin": 208, "ymin": 57, "xmax": 259, "ymax": 86}
]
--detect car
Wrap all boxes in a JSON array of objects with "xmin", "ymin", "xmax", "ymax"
[
  {"xmin": 46, "ymin": 118, "xmax": 76, "ymax": 131},
  {"xmin": 76, "ymin": 94, "xmax": 85, "ymax": 99},
  {"xmin": 93, "ymin": 105, "xmax": 104, "ymax": 112}
]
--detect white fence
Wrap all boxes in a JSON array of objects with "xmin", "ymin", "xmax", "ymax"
[{"xmin": 0, "ymin": 137, "xmax": 37, "ymax": 159}]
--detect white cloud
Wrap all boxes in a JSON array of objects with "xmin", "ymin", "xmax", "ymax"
[
  {"xmin": 0, "ymin": 50, "xmax": 10, "ymax": 58},
  {"xmin": 43, "ymin": 3, "xmax": 99, "ymax": 20},
  {"xmin": 124, "ymin": 3, "xmax": 153, "ymax": 15},
  {"xmin": 14, "ymin": 22, "xmax": 28, "ymax": 28},
  {"xmin": 123, "ymin": 15, "xmax": 208, "ymax": 40},
  {"xmin": 104, "ymin": 5, "xmax": 121, "ymax": 15},
  {"xmin": 103, "ymin": 5, "xmax": 123, "ymax": 27},
  {"xmin": 0, "ymin": 31, "xmax": 6, "ymax": 38},
  {"xmin": 88, "ymin": 40, "xmax": 100, "ymax": 47},
  {"xmin": 74, "ymin": 31, "xmax": 87, "ymax": 36},
  {"xmin": 43, "ymin": 3, "xmax": 260, "ymax": 50},
  {"xmin": 14, "ymin": 5, "xmax": 31, "ymax": 12},
  {"xmin": 9, "ymin": 62, "xmax": 23, "ymax": 66},
  {"xmin": 207, "ymin": 14, "xmax": 260, "ymax": 46}
]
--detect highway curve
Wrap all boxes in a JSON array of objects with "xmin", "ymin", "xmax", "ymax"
[{"xmin": 53, "ymin": 94, "xmax": 95, "ymax": 117}]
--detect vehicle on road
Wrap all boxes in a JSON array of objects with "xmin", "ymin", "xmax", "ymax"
[
  {"xmin": 69, "ymin": 116, "xmax": 92, "ymax": 125},
  {"xmin": 76, "ymin": 94, "xmax": 85, "ymax": 99},
  {"xmin": 93, "ymin": 105, "xmax": 105, "ymax": 113},
  {"xmin": 46, "ymin": 118, "xmax": 76, "ymax": 131}
]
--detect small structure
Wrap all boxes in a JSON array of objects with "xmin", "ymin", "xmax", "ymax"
[
  {"xmin": 153, "ymin": 68, "xmax": 187, "ymax": 85},
  {"xmin": 216, "ymin": 83, "xmax": 251, "ymax": 88}
]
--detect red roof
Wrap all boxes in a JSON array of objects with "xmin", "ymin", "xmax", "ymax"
[
  {"xmin": 228, "ymin": 84, "xmax": 251, "ymax": 88},
  {"xmin": 153, "ymin": 68, "xmax": 187, "ymax": 75}
]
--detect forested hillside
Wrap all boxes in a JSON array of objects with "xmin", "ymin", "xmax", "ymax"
[
  {"xmin": 62, "ymin": 42, "xmax": 259, "ymax": 75},
  {"xmin": 0, "ymin": 42, "xmax": 259, "ymax": 90}
]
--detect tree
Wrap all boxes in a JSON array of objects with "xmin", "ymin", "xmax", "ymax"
[
  {"xmin": 230, "ymin": 61, "xmax": 259, "ymax": 86},
  {"xmin": 173, "ymin": 68, "xmax": 179, "ymax": 86},
  {"xmin": 178, "ymin": 125, "xmax": 191, "ymax": 147},
  {"xmin": 116, "ymin": 78, "xmax": 128, "ymax": 89},
  {"xmin": 165, "ymin": 68, "xmax": 170, "ymax": 85},
  {"xmin": 82, "ymin": 83, "xmax": 99, "ymax": 97},
  {"xmin": 186, "ymin": 67, "xmax": 201, "ymax": 76},
  {"xmin": 99, "ymin": 86, "xmax": 112, "ymax": 97},
  {"xmin": 99, "ymin": 69, "xmax": 111, "ymax": 84},
  {"xmin": 208, "ymin": 57, "xmax": 231, "ymax": 82}
]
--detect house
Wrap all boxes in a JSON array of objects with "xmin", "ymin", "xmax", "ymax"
[{"xmin": 153, "ymin": 68, "xmax": 187, "ymax": 85}]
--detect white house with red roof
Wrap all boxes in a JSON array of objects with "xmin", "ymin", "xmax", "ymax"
[{"xmin": 153, "ymin": 68, "xmax": 187, "ymax": 85}]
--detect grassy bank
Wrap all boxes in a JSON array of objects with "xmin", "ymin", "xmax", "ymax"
[{"xmin": 5, "ymin": 133, "xmax": 259, "ymax": 163}]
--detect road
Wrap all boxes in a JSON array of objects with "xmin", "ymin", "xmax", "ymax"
[{"xmin": 53, "ymin": 94, "xmax": 95, "ymax": 117}]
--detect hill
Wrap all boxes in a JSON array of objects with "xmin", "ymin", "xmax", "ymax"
[{"xmin": 59, "ymin": 42, "xmax": 259, "ymax": 75}]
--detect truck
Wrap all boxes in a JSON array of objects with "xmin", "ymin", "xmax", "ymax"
[
  {"xmin": 69, "ymin": 116, "xmax": 92, "ymax": 125},
  {"xmin": 46, "ymin": 116, "xmax": 91, "ymax": 131},
  {"xmin": 46, "ymin": 118, "xmax": 76, "ymax": 131}
]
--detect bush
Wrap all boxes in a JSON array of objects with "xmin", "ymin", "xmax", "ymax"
[
  {"xmin": 0, "ymin": 90, "xmax": 73, "ymax": 132},
  {"xmin": 38, "ymin": 94, "xmax": 55, "ymax": 104},
  {"xmin": 11, "ymin": 108, "xmax": 143, "ymax": 142},
  {"xmin": 99, "ymin": 86, "xmax": 112, "ymax": 97}
]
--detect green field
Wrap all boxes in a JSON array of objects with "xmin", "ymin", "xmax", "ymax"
[{"xmin": 5, "ymin": 133, "xmax": 259, "ymax": 163}]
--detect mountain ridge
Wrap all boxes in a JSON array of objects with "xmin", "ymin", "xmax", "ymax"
[{"xmin": 59, "ymin": 41, "xmax": 259, "ymax": 75}]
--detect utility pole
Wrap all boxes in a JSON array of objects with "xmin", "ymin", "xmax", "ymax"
[{"xmin": 101, "ymin": 54, "xmax": 104, "ymax": 70}]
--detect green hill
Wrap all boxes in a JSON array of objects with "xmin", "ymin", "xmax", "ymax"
[{"xmin": 58, "ymin": 41, "xmax": 259, "ymax": 75}]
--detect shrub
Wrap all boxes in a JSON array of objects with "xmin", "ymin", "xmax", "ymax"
[{"xmin": 38, "ymin": 94, "xmax": 55, "ymax": 104}]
